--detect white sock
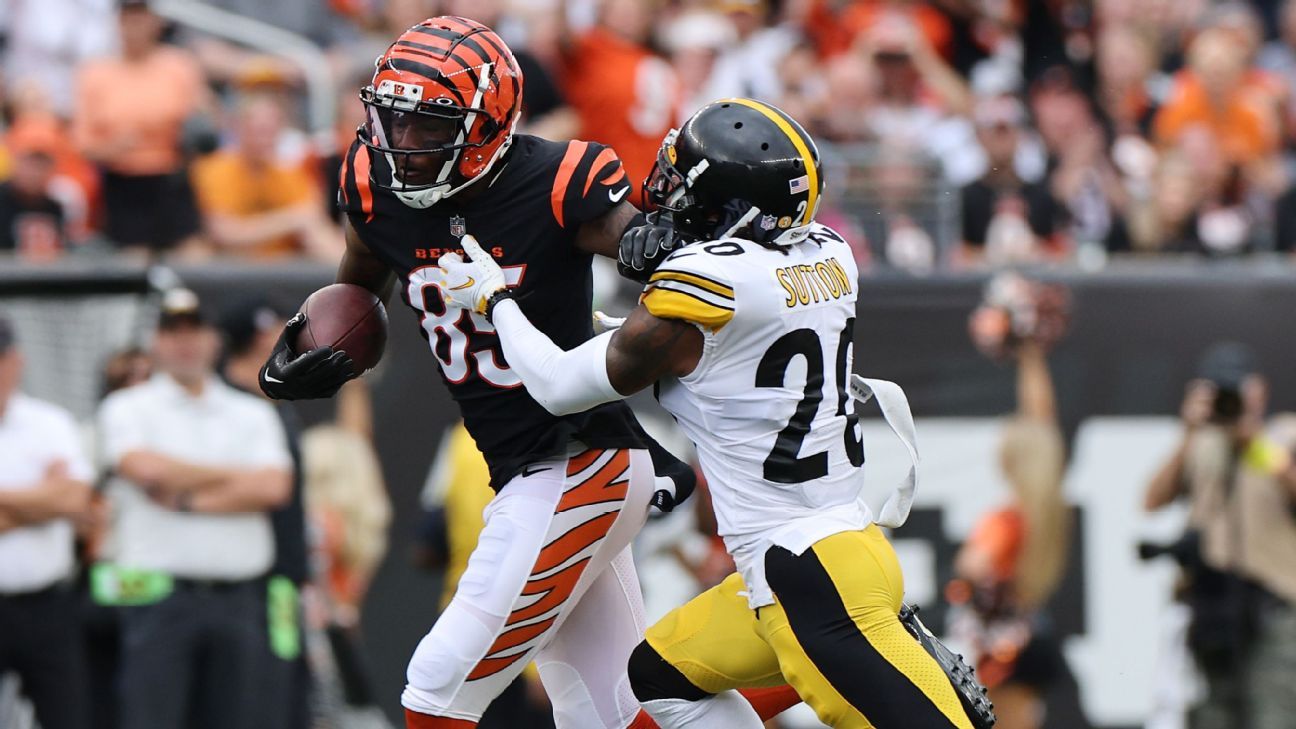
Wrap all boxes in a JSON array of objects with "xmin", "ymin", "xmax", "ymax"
[{"xmin": 641, "ymin": 692, "xmax": 764, "ymax": 729}]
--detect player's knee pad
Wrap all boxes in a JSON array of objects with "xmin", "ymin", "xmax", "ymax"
[
  {"xmin": 628, "ymin": 640, "xmax": 709, "ymax": 703},
  {"xmin": 403, "ymin": 599, "xmax": 503, "ymax": 714}
]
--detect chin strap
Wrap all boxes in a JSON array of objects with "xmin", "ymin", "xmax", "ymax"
[{"xmin": 392, "ymin": 132, "xmax": 515, "ymax": 210}]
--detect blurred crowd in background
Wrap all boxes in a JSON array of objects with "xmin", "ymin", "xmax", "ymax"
[
  {"xmin": 4, "ymin": 2, "xmax": 1296, "ymax": 729},
  {"xmin": 10, "ymin": 0, "xmax": 1296, "ymax": 268}
]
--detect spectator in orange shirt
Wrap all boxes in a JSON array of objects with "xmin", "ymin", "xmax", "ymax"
[
  {"xmin": 1154, "ymin": 28, "xmax": 1280, "ymax": 167},
  {"xmin": 191, "ymin": 94, "xmax": 343, "ymax": 262},
  {"xmin": 73, "ymin": 0, "xmax": 208, "ymax": 255},
  {"xmin": 4, "ymin": 113, "xmax": 100, "ymax": 247},
  {"xmin": 560, "ymin": 0, "xmax": 680, "ymax": 205}
]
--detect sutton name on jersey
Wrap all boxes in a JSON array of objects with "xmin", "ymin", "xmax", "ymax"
[{"xmin": 774, "ymin": 257, "xmax": 854, "ymax": 308}]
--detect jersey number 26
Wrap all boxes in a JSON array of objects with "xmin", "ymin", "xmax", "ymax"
[{"xmin": 756, "ymin": 318, "xmax": 865, "ymax": 483}]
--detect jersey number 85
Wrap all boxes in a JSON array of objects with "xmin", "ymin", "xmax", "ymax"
[{"xmin": 407, "ymin": 264, "xmax": 527, "ymax": 388}]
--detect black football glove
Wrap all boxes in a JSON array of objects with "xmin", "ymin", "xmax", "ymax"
[
  {"xmin": 617, "ymin": 212, "xmax": 678, "ymax": 284},
  {"xmin": 259, "ymin": 313, "xmax": 357, "ymax": 401}
]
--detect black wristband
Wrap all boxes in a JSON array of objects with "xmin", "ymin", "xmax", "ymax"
[{"xmin": 484, "ymin": 289, "xmax": 515, "ymax": 323}]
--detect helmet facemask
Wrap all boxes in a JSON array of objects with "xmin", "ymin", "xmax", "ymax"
[
  {"xmin": 358, "ymin": 72, "xmax": 510, "ymax": 209},
  {"xmin": 644, "ymin": 130, "xmax": 720, "ymax": 243},
  {"xmin": 644, "ymin": 127, "xmax": 816, "ymax": 248}
]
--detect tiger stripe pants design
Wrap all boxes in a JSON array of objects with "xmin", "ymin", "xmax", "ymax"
[
  {"xmin": 638, "ymin": 525, "xmax": 975, "ymax": 729},
  {"xmin": 403, "ymin": 446, "xmax": 655, "ymax": 728}
]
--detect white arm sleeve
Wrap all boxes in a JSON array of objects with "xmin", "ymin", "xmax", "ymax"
[{"xmin": 490, "ymin": 298, "xmax": 622, "ymax": 416}]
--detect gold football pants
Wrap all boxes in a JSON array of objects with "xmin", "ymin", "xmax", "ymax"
[{"xmin": 643, "ymin": 525, "xmax": 974, "ymax": 729}]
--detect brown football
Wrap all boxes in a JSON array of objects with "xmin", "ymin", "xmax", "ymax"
[{"xmin": 293, "ymin": 284, "xmax": 388, "ymax": 375}]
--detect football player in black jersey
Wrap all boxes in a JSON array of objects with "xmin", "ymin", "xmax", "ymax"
[{"xmin": 255, "ymin": 15, "xmax": 700, "ymax": 729}]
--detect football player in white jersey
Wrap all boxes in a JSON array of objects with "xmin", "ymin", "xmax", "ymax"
[{"xmin": 433, "ymin": 99, "xmax": 982, "ymax": 729}]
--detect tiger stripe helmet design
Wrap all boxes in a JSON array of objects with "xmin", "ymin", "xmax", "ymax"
[{"xmin": 359, "ymin": 16, "xmax": 523, "ymax": 209}]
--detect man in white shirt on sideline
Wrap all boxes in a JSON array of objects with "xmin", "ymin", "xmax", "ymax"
[
  {"xmin": 0, "ymin": 315, "xmax": 94, "ymax": 729},
  {"xmin": 98, "ymin": 289, "xmax": 292, "ymax": 729}
]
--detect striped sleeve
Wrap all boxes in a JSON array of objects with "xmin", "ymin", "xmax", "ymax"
[
  {"xmin": 549, "ymin": 140, "xmax": 630, "ymax": 229},
  {"xmin": 642, "ymin": 255, "xmax": 736, "ymax": 331}
]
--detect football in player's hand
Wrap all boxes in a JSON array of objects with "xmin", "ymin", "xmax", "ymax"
[{"xmin": 293, "ymin": 284, "xmax": 388, "ymax": 375}]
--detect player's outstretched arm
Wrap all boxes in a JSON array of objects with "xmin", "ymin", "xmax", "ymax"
[
  {"xmin": 436, "ymin": 234, "xmax": 703, "ymax": 413},
  {"xmin": 574, "ymin": 201, "xmax": 681, "ymax": 284},
  {"xmin": 574, "ymin": 200, "xmax": 639, "ymax": 259},
  {"xmin": 604, "ymin": 306, "xmax": 703, "ymax": 394},
  {"xmin": 487, "ymin": 298, "xmax": 701, "ymax": 414}
]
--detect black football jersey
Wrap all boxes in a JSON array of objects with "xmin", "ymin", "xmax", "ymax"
[{"xmin": 339, "ymin": 134, "xmax": 649, "ymax": 489}]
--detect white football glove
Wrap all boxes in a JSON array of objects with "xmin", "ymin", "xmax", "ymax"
[{"xmin": 436, "ymin": 234, "xmax": 507, "ymax": 314}]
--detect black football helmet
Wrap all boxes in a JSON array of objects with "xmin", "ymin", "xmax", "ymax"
[{"xmin": 643, "ymin": 98, "xmax": 823, "ymax": 247}]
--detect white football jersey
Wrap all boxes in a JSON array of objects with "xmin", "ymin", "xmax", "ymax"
[{"xmin": 644, "ymin": 223, "xmax": 872, "ymax": 607}]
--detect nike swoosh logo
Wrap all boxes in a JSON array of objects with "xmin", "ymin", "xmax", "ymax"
[
  {"xmin": 521, "ymin": 466, "xmax": 551, "ymax": 478},
  {"xmin": 263, "ymin": 367, "xmax": 283, "ymax": 384},
  {"xmin": 449, "ymin": 277, "xmax": 475, "ymax": 291},
  {"xmin": 608, "ymin": 186, "xmax": 630, "ymax": 203}
]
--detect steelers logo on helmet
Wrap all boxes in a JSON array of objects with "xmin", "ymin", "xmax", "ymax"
[
  {"xmin": 357, "ymin": 16, "xmax": 525, "ymax": 209},
  {"xmin": 644, "ymin": 98, "xmax": 822, "ymax": 247}
]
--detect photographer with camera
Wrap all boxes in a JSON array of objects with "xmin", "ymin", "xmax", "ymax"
[{"xmin": 1145, "ymin": 343, "xmax": 1296, "ymax": 729}]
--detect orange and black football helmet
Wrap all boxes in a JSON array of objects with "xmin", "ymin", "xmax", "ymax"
[{"xmin": 359, "ymin": 17, "xmax": 523, "ymax": 208}]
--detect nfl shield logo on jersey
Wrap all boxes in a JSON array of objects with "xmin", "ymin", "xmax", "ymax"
[{"xmin": 450, "ymin": 216, "xmax": 466, "ymax": 238}]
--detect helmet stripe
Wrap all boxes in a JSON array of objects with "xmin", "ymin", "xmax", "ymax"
[
  {"xmin": 387, "ymin": 56, "xmax": 446, "ymax": 81},
  {"xmin": 723, "ymin": 98, "xmax": 818, "ymax": 226},
  {"xmin": 394, "ymin": 39, "xmax": 451, "ymax": 56},
  {"xmin": 451, "ymin": 35, "xmax": 496, "ymax": 70},
  {"xmin": 472, "ymin": 29, "xmax": 513, "ymax": 66},
  {"xmin": 406, "ymin": 24, "xmax": 493, "ymax": 70},
  {"xmin": 408, "ymin": 25, "xmax": 467, "ymax": 42}
]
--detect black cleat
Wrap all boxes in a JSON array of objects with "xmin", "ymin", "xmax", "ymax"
[{"xmin": 899, "ymin": 604, "xmax": 996, "ymax": 729}]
